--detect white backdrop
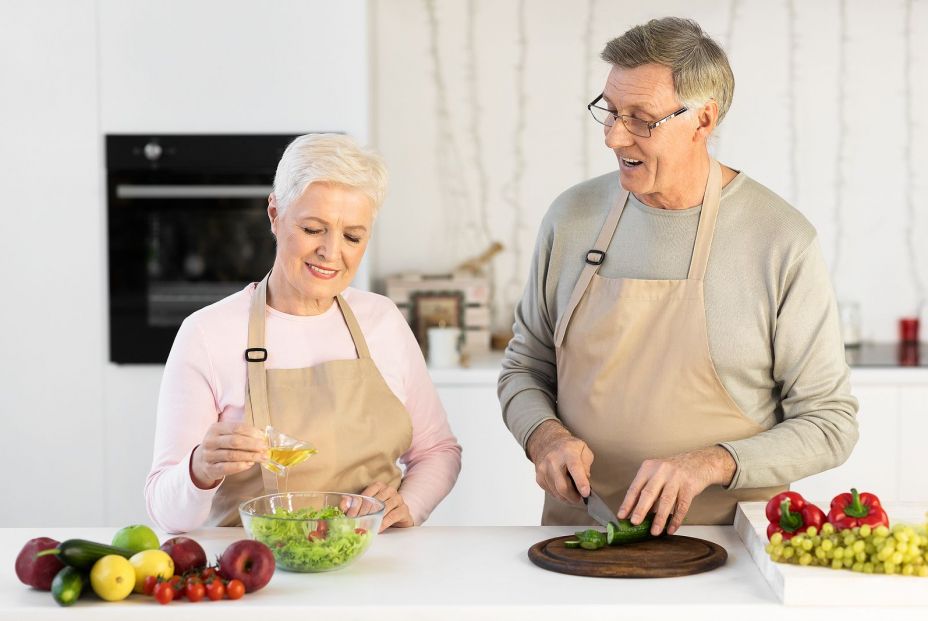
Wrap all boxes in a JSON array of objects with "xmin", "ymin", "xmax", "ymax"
[
  {"xmin": 1, "ymin": 0, "xmax": 926, "ymax": 527},
  {"xmin": 370, "ymin": 0, "xmax": 928, "ymax": 341}
]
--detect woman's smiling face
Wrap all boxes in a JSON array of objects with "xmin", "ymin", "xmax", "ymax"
[{"xmin": 268, "ymin": 181, "xmax": 374, "ymax": 315}]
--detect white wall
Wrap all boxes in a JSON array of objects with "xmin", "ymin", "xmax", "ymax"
[
  {"xmin": 0, "ymin": 0, "xmax": 105, "ymax": 526},
  {"xmin": 0, "ymin": 0, "xmax": 370, "ymax": 527},
  {"xmin": 3, "ymin": 0, "xmax": 926, "ymax": 528},
  {"xmin": 370, "ymin": 0, "xmax": 928, "ymax": 341}
]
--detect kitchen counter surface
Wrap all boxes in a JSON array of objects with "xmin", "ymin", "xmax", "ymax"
[
  {"xmin": 3, "ymin": 521, "xmax": 927, "ymax": 620},
  {"xmin": 431, "ymin": 347, "xmax": 928, "ymax": 386},
  {"xmin": 845, "ymin": 342, "xmax": 928, "ymax": 367}
]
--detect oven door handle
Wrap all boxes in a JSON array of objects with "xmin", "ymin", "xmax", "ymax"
[{"xmin": 115, "ymin": 185, "xmax": 273, "ymax": 199}]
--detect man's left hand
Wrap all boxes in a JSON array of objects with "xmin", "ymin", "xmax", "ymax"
[{"xmin": 617, "ymin": 446, "xmax": 736, "ymax": 535}]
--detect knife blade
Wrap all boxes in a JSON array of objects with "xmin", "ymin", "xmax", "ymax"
[{"xmin": 583, "ymin": 490, "xmax": 617, "ymax": 528}]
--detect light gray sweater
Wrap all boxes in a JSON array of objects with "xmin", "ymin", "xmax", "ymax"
[{"xmin": 498, "ymin": 170, "xmax": 859, "ymax": 489}]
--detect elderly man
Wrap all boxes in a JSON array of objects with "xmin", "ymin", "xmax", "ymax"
[{"xmin": 498, "ymin": 17, "xmax": 858, "ymax": 535}]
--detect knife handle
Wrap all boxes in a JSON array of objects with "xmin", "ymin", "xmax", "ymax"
[{"xmin": 569, "ymin": 472, "xmax": 589, "ymax": 504}]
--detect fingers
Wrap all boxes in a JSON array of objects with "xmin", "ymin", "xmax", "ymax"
[
  {"xmin": 667, "ymin": 492, "xmax": 691, "ymax": 535},
  {"xmin": 617, "ymin": 454, "xmax": 710, "ymax": 534},
  {"xmin": 352, "ymin": 482, "xmax": 385, "ymax": 517},
  {"xmin": 533, "ymin": 436, "xmax": 593, "ymax": 505},
  {"xmin": 356, "ymin": 483, "xmax": 412, "ymax": 532},
  {"xmin": 649, "ymin": 482, "xmax": 679, "ymax": 536},
  {"xmin": 617, "ymin": 469, "xmax": 646, "ymax": 520},
  {"xmin": 202, "ymin": 422, "xmax": 267, "ymax": 457}
]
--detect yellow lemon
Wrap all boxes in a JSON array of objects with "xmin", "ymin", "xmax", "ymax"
[
  {"xmin": 90, "ymin": 555, "xmax": 135, "ymax": 601},
  {"xmin": 128, "ymin": 549, "xmax": 174, "ymax": 593},
  {"xmin": 112, "ymin": 524, "xmax": 160, "ymax": 554}
]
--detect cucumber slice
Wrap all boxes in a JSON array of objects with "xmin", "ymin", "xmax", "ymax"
[{"xmin": 564, "ymin": 540, "xmax": 581, "ymax": 549}]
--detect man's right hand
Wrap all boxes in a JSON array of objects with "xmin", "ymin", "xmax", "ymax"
[{"xmin": 525, "ymin": 419, "xmax": 594, "ymax": 505}]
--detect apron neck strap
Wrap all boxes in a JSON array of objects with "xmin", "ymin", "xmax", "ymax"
[
  {"xmin": 553, "ymin": 184, "xmax": 629, "ymax": 348},
  {"xmin": 246, "ymin": 273, "xmax": 273, "ymax": 430},
  {"xmin": 244, "ymin": 274, "xmax": 375, "ymax": 429},
  {"xmin": 335, "ymin": 294, "xmax": 372, "ymax": 359},
  {"xmin": 687, "ymin": 159, "xmax": 723, "ymax": 281}
]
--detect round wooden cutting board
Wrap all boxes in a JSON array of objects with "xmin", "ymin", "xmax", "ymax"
[{"xmin": 528, "ymin": 534, "xmax": 727, "ymax": 578}]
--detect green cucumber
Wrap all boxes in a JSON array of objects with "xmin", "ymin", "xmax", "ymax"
[
  {"xmin": 35, "ymin": 539, "xmax": 134, "ymax": 571},
  {"xmin": 606, "ymin": 514, "xmax": 656, "ymax": 545},
  {"xmin": 563, "ymin": 540, "xmax": 581, "ymax": 549},
  {"xmin": 51, "ymin": 566, "xmax": 85, "ymax": 607}
]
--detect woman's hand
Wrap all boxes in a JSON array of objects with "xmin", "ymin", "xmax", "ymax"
[
  {"xmin": 190, "ymin": 422, "xmax": 267, "ymax": 489},
  {"xmin": 347, "ymin": 481, "xmax": 414, "ymax": 532}
]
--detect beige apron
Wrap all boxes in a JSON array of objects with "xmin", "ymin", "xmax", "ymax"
[
  {"xmin": 544, "ymin": 161, "xmax": 785, "ymax": 526},
  {"xmin": 207, "ymin": 274, "xmax": 413, "ymax": 526}
]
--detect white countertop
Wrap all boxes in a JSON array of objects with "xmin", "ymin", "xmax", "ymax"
[{"xmin": 3, "ymin": 520, "xmax": 928, "ymax": 620}]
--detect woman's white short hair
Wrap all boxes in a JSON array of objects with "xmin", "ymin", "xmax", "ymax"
[{"xmin": 272, "ymin": 133, "xmax": 388, "ymax": 215}]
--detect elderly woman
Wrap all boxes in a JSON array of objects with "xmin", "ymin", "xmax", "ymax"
[{"xmin": 146, "ymin": 134, "xmax": 462, "ymax": 533}]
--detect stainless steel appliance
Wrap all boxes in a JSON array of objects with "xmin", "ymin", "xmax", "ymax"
[{"xmin": 107, "ymin": 134, "xmax": 299, "ymax": 363}]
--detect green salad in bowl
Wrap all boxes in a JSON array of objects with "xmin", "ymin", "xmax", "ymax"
[{"xmin": 240, "ymin": 492, "xmax": 384, "ymax": 572}]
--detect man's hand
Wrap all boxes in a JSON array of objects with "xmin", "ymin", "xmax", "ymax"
[
  {"xmin": 526, "ymin": 420, "xmax": 594, "ymax": 505},
  {"xmin": 617, "ymin": 446, "xmax": 736, "ymax": 535}
]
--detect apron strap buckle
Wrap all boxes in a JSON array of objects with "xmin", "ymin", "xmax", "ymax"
[
  {"xmin": 585, "ymin": 250, "xmax": 606, "ymax": 266},
  {"xmin": 244, "ymin": 347, "xmax": 268, "ymax": 362}
]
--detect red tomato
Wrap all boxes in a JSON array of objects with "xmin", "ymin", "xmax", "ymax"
[
  {"xmin": 354, "ymin": 528, "xmax": 367, "ymax": 535},
  {"xmin": 142, "ymin": 575, "xmax": 158, "ymax": 596},
  {"xmin": 186, "ymin": 582, "xmax": 206, "ymax": 603},
  {"xmin": 226, "ymin": 579, "xmax": 245, "ymax": 600},
  {"xmin": 201, "ymin": 567, "xmax": 218, "ymax": 580},
  {"xmin": 154, "ymin": 582, "xmax": 175, "ymax": 605},
  {"xmin": 206, "ymin": 579, "xmax": 225, "ymax": 601},
  {"xmin": 168, "ymin": 574, "xmax": 185, "ymax": 597}
]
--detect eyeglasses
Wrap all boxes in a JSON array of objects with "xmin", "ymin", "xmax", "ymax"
[{"xmin": 587, "ymin": 94, "xmax": 688, "ymax": 138}]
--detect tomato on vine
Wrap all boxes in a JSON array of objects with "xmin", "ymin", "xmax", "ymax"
[
  {"xmin": 226, "ymin": 579, "xmax": 245, "ymax": 600},
  {"xmin": 142, "ymin": 575, "xmax": 158, "ymax": 596},
  {"xmin": 153, "ymin": 581, "xmax": 174, "ymax": 605},
  {"xmin": 186, "ymin": 581, "xmax": 206, "ymax": 602},
  {"xmin": 206, "ymin": 579, "xmax": 225, "ymax": 601}
]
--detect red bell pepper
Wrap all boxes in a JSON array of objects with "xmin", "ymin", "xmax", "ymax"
[
  {"xmin": 765, "ymin": 491, "xmax": 826, "ymax": 540},
  {"xmin": 827, "ymin": 488, "xmax": 889, "ymax": 531}
]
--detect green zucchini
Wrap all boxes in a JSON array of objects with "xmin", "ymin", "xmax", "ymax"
[
  {"xmin": 35, "ymin": 539, "xmax": 134, "ymax": 571},
  {"xmin": 51, "ymin": 566, "xmax": 85, "ymax": 607},
  {"xmin": 606, "ymin": 514, "xmax": 657, "ymax": 545}
]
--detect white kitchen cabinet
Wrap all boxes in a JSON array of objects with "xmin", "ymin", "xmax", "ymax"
[
  {"xmin": 427, "ymin": 382, "xmax": 543, "ymax": 526},
  {"xmin": 431, "ymin": 362, "xmax": 928, "ymax": 526},
  {"xmin": 791, "ymin": 385, "xmax": 901, "ymax": 504},
  {"xmin": 899, "ymin": 387, "xmax": 928, "ymax": 502}
]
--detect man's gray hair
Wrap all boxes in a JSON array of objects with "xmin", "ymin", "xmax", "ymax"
[
  {"xmin": 273, "ymin": 133, "xmax": 388, "ymax": 215},
  {"xmin": 601, "ymin": 17, "xmax": 734, "ymax": 125}
]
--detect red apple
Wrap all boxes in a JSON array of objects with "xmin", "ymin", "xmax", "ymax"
[
  {"xmin": 218, "ymin": 540, "xmax": 275, "ymax": 592},
  {"xmin": 160, "ymin": 536, "xmax": 207, "ymax": 575},
  {"xmin": 15, "ymin": 537, "xmax": 64, "ymax": 591}
]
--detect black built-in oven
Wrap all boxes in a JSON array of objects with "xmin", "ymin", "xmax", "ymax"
[{"xmin": 107, "ymin": 134, "xmax": 300, "ymax": 363}]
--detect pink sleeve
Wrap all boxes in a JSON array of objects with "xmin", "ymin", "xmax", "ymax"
[
  {"xmin": 394, "ymin": 312, "xmax": 463, "ymax": 525},
  {"xmin": 144, "ymin": 317, "xmax": 222, "ymax": 534}
]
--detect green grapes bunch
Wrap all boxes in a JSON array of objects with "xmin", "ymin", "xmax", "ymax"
[{"xmin": 765, "ymin": 522, "xmax": 928, "ymax": 577}]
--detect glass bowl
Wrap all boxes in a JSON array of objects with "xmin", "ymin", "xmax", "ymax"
[{"xmin": 239, "ymin": 492, "xmax": 384, "ymax": 573}]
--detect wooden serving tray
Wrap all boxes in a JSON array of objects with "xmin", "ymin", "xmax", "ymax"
[{"xmin": 528, "ymin": 534, "xmax": 727, "ymax": 578}]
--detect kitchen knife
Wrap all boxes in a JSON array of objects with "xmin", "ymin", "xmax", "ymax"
[
  {"xmin": 583, "ymin": 490, "xmax": 617, "ymax": 528},
  {"xmin": 568, "ymin": 473, "xmax": 617, "ymax": 527}
]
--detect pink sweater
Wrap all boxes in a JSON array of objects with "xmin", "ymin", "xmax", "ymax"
[{"xmin": 145, "ymin": 284, "xmax": 462, "ymax": 534}]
